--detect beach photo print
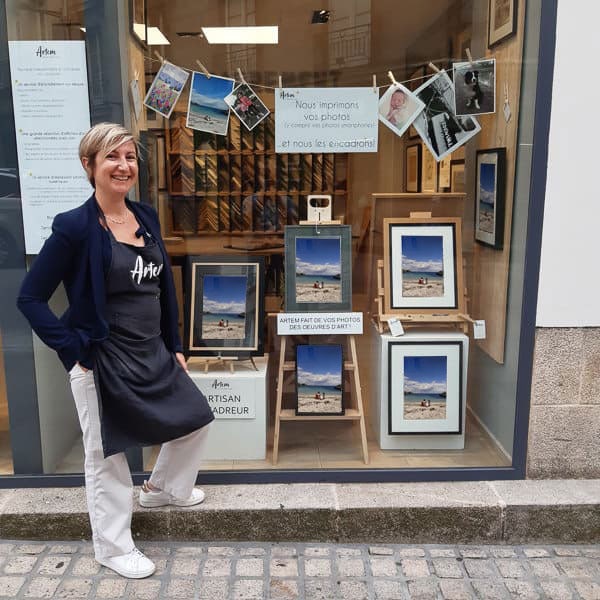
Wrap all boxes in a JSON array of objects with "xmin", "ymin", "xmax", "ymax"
[
  {"xmin": 143, "ymin": 61, "xmax": 189, "ymax": 119},
  {"xmin": 383, "ymin": 217, "xmax": 462, "ymax": 313},
  {"xmin": 378, "ymin": 83, "xmax": 425, "ymax": 139},
  {"xmin": 412, "ymin": 70, "xmax": 481, "ymax": 161},
  {"xmin": 187, "ymin": 72, "xmax": 235, "ymax": 135},
  {"xmin": 453, "ymin": 58, "xmax": 496, "ymax": 116},
  {"xmin": 388, "ymin": 341, "xmax": 463, "ymax": 435},
  {"xmin": 296, "ymin": 344, "xmax": 344, "ymax": 416},
  {"xmin": 184, "ymin": 256, "xmax": 265, "ymax": 356},
  {"xmin": 475, "ymin": 148, "xmax": 506, "ymax": 249},
  {"xmin": 224, "ymin": 83, "xmax": 270, "ymax": 132},
  {"xmin": 284, "ymin": 225, "xmax": 352, "ymax": 312}
]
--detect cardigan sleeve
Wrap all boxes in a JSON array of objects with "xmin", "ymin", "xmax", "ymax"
[{"xmin": 16, "ymin": 213, "xmax": 82, "ymax": 369}]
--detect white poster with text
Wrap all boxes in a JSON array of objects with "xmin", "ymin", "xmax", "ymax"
[
  {"xmin": 9, "ymin": 41, "xmax": 92, "ymax": 254},
  {"xmin": 275, "ymin": 87, "xmax": 378, "ymax": 153}
]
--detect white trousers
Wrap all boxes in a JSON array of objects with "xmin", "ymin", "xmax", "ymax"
[{"xmin": 69, "ymin": 363, "xmax": 211, "ymax": 560}]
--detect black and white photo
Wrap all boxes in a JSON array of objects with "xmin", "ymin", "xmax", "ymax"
[
  {"xmin": 225, "ymin": 82, "xmax": 270, "ymax": 132},
  {"xmin": 453, "ymin": 59, "xmax": 496, "ymax": 116},
  {"xmin": 413, "ymin": 71, "xmax": 481, "ymax": 162}
]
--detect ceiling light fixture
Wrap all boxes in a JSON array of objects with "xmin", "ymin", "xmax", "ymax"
[
  {"xmin": 147, "ymin": 26, "xmax": 170, "ymax": 45},
  {"xmin": 201, "ymin": 26, "xmax": 278, "ymax": 44},
  {"xmin": 311, "ymin": 10, "xmax": 331, "ymax": 24}
]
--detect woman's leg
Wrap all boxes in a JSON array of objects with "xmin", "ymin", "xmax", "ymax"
[
  {"xmin": 147, "ymin": 424, "xmax": 212, "ymax": 499},
  {"xmin": 69, "ymin": 365, "xmax": 135, "ymax": 560}
]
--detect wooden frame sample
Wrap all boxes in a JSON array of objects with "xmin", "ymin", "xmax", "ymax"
[
  {"xmin": 383, "ymin": 217, "xmax": 464, "ymax": 315},
  {"xmin": 388, "ymin": 341, "xmax": 463, "ymax": 435},
  {"xmin": 184, "ymin": 255, "xmax": 265, "ymax": 356},
  {"xmin": 407, "ymin": 65, "xmax": 427, "ymax": 138},
  {"xmin": 475, "ymin": 148, "xmax": 506, "ymax": 249},
  {"xmin": 488, "ymin": 0, "xmax": 518, "ymax": 48},
  {"xmin": 296, "ymin": 344, "xmax": 345, "ymax": 416},
  {"xmin": 284, "ymin": 224, "xmax": 352, "ymax": 312},
  {"xmin": 450, "ymin": 160, "xmax": 465, "ymax": 193},
  {"xmin": 421, "ymin": 145, "xmax": 437, "ymax": 193},
  {"xmin": 405, "ymin": 144, "xmax": 422, "ymax": 192}
]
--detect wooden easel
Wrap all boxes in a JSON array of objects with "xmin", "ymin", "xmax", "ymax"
[
  {"xmin": 272, "ymin": 333, "xmax": 369, "ymax": 464},
  {"xmin": 188, "ymin": 355, "xmax": 259, "ymax": 373}
]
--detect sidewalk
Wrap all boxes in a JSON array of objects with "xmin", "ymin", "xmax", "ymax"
[
  {"xmin": 0, "ymin": 540, "xmax": 599, "ymax": 599},
  {"xmin": 0, "ymin": 480, "xmax": 598, "ymax": 545}
]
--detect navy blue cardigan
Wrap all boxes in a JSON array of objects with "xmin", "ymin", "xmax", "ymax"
[{"xmin": 17, "ymin": 195, "xmax": 183, "ymax": 371}]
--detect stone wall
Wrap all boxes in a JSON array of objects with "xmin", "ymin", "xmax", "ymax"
[{"xmin": 527, "ymin": 328, "xmax": 600, "ymax": 478}]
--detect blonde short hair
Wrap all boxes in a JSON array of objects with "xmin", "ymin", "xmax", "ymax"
[{"xmin": 79, "ymin": 123, "xmax": 139, "ymax": 187}]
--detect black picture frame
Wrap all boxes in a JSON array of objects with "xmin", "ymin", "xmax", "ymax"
[
  {"xmin": 488, "ymin": 0, "xmax": 518, "ymax": 48},
  {"xmin": 475, "ymin": 148, "xmax": 506, "ymax": 250},
  {"xmin": 184, "ymin": 255, "xmax": 265, "ymax": 357},
  {"xmin": 405, "ymin": 143, "xmax": 422, "ymax": 192},
  {"xmin": 284, "ymin": 225, "xmax": 352, "ymax": 312},
  {"xmin": 130, "ymin": 0, "xmax": 147, "ymax": 49},
  {"xmin": 296, "ymin": 344, "xmax": 345, "ymax": 416}
]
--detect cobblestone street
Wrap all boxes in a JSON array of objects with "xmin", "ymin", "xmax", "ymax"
[{"xmin": 0, "ymin": 541, "xmax": 597, "ymax": 599}]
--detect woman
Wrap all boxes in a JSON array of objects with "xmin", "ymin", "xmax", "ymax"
[{"xmin": 17, "ymin": 123, "xmax": 214, "ymax": 579}]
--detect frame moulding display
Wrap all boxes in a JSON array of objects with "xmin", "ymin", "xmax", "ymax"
[{"xmin": 405, "ymin": 143, "xmax": 422, "ymax": 192}]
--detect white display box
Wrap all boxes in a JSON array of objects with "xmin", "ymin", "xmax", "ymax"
[
  {"xmin": 372, "ymin": 330, "xmax": 468, "ymax": 450},
  {"xmin": 189, "ymin": 355, "xmax": 268, "ymax": 460}
]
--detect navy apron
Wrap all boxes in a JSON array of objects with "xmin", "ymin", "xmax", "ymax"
[{"xmin": 93, "ymin": 227, "xmax": 214, "ymax": 458}]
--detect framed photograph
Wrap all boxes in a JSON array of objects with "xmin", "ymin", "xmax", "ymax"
[
  {"xmin": 413, "ymin": 70, "xmax": 481, "ymax": 162},
  {"xmin": 284, "ymin": 225, "xmax": 352, "ymax": 312},
  {"xmin": 438, "ymin": 157, "xmax": 451, "ymax": 190},
  {"xmin": 406, "ymin": 65, "xmax": 427, "ymax": 138},
  {"xmin": 453, "ymin": 59, "xmax": 496, "ymax": 116},
  {"xmin": 296, "ymin": 344, "xmax": 344, "ymax": 416},
  {"xmin": 421, "ymin": 145, "xmax": 437, "ymax": 193},
  {"xmin": 187, "ymin": 72, "xmax": 235, "ymax": 136},
  {"xmin": 130, "ymin": 0, "xmax": 147, "ymax": 48},
  {"xmin": 475, "ymin": 148, "xmax": 506, "ymax": 249},
  {"xmin": 224, "ymin": 83, "xmax": 270, "ymax": 132},
  {"xmin": 383, "ymin": 217, "xmax": 463, "ymax": 314},
  {"xmin": 388, "ymin": 341, "xmax": 463, "ymax": 435},
  {"xmin": 488, "ymin": 0, "xmax": 518, "ymax": 48},
  {"xmin": 143, "ymin": 61, "xmax": 189, "ymax": 119},
  {"xmin": 184, "ymin": 255, "xmax": 265, "ymax": 356},
  {"xmin": 405, "ymin": 143, "xmax": 422, "ymax": 192},
  {"xmin": 378, "ymin": 83, "xmax": 425, "ymax": 139},
  {"xmin": 450, "ymin": 160, "xmax": 465, "ymax": 193}
]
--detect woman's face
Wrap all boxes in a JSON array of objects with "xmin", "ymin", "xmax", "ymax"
[
  {"xmin": 390, "ymin": 90, "xmax": 407, "ymax": 109},
  {"xmin": 88, "ymin": 140, "xmax": 138, "ymax": 197}
]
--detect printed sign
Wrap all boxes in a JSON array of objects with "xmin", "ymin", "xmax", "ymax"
[
  {"xmin": 202, "ymin": 378, "xmax": 255, "ymax": 419},
  {"xmin": 277, "ymin": 312, "xmax": 363, "ymax": 335},
  {"xmin": 275, "ymin": 88, "xmax": 378, "ymax": 153},
  {"xmin": 8, "ymin": 41, "xmax": 92, "ymax": 254}
]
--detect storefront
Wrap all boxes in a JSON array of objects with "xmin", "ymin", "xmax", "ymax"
[{"xmin": 0, "ymin": 0, "xmax": 556, "ymax": 485}]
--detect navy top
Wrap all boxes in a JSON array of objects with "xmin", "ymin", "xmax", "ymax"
[{"xmin": 17, "ymin": 194, "xmax": 182, "ymax": 371}]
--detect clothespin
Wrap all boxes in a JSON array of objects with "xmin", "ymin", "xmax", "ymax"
[
  {"xmin": 134, "ymin": 69, "xmax": 139, "ymax": 82},
  {"xmin": 154, "ymin": 50, "xmax": 165, "ymax": 64},
  {"xmin": 372, "ymin": 74, "xmax": 377, "ymax": 93},
  {"xmin": 195, "ymin": 60, "xmax": 211, "ymax": 78},
  {"xmin": 278, "ymin": 74, "xmax": 283, "ymax": 88},
  {"xmin": 387, "ymin": 70, "xmax": 397, "ymax": 86},
  {"xmin": 465, "ymin": 47, "xmax": 474, "ymax": 64},
  {"xmin": 428, "ymin": 62, "xmax": 440, "ymax": 73},
  {"xmin": 503, "ymin": 81, "xmax": 512, "ymax": 122},
  {"xmin": 237, "ymin": 68, "xmax": 246, "ymax": 85}
]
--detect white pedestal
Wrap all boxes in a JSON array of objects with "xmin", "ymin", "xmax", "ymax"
[
  {"xmin": 372, "ymin": 330, "xmax": 468, "ymax": 450},
  {"xmin": 189, "ymin": 355, "xmax": 268, "ymax": 460}
]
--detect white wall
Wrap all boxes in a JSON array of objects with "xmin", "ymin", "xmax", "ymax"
[{"xmin": 536, "ymin": 1, "xmax": 600, "ymax": 326}]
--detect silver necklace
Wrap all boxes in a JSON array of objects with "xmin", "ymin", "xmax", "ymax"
[{"xmin": 105, "ymin": 210, "xmax": 129, "ymax": 225}]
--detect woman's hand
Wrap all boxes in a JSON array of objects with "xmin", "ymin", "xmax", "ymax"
[{"xmin": 175, "ymin": 352, "xmax": 189, "ymax": 372}]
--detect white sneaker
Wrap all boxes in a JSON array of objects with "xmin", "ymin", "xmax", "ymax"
[
  {"xmin": 139, "ymin": 480, "xmax": 205, "ymax": 508},
  {"xmin": 97, "ymin": 548, "xmax": 155, "ymax": 579}
]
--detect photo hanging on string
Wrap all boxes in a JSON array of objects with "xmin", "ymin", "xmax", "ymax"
[
  {"xmin": 186, "ymin": 72, "xmax": 235, "ymax": 136},
  {"xmin": 412, "ymin": 70, "xmax": 481, "ymax": 162},
  {"xmin": 453, "ymin": 58, "xmax": 496, "ymax": 116},
  {"xmin": 224, "ymin": 82, "xmax": 270, "ymax": 132},
  {"xmin": 378, "ymin": 82, "xmax": 425, "ymax": 139},
  {"xmin": 143, "ymin": 61, "xmax": 189, "ymax": 119}
]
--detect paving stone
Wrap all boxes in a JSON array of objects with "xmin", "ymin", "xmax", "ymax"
[
  {"xmin": 432, "ymin": 558, "xmax": 463, "ymax": 578},
  {"xmin": 201, "ymin": 558, "xmax": 231, "ymax": 577},
  {"xmin": 495, "ymin": 558, "xmax": 527, "ymax": 578},
  {"xmin": 504, "ymin": 580, "xmax": 542, "ymax": 600},
  {"xmin": 337, "ymin": 548, "xmax": 363, "ymax": 557},
  {"xmin": 553, "ymin": 547, "xmax": 581, "ymax": 557},
  {"xmin": 235, "ymin": 558, "xmax": 264, "ymax": 576},
  {"xmin": 48, "ymin": 546, "xmax": 78, "ymax": 555},
  {"xmin": 240, "ymin": 547, "xmax": 266, "ymax": 556},
  {"xmin": 95, "ymin": 578, "xmax": 127, "ymax": 598},
  {"xmin": 368, "ymin": 546, "xmax": 394, "ymax": 556},
  {"xmin": 269, "ymin": 579, "xmax": 299, "ymax": 599},
  {"xmin": 270, "ymin": 558, "xmax": 298, "ymax": 577},
  {"xmin": 197, "ymin": 578, "xmax": 229, "ymax": 600},
  {"xmin": 272, "ymin": 547, "xmax": 297, "ymax": 557},
  {"xmin": 37, "ymin": 556, "xmax": 71, "ymax": 576},
  {"xmin": 538, "ymin": 580, "xmax": 575, "ymax": 600},
  {"xmin": 0, "ymin": 547, "xmax": 14, "ymax": 556},
  {"xmin": 3, "ymin": 555, "xmax": 38, "ymax": 574},
  {"xmin": 303, "ymin": 579, "xmax": 336, "ymax": 600},
  {"xmin": 523, "ymin": 548, "xmax": 550, "ymax": 558},
  {"xmin": 24, "ymin": 577, "xmax": 61, "ymax": 598},
  {"xmin": 573, "ymin": 580, "xmax": 600, "ymax": 600},
  {"xmin": 470, "ymin": 580, "xmax": 508, "ymax": 600},
  {"xmin": 70, "ymin": 556, "xmax": 100, "ymax": 576},
  {"xmin": 0, "ymin": 576, "xmax": 25, "ymax": 597},
  {"xmin": 398, "ymin": 547, "xmax": 426, "ymax": 557},
  {"xmin": 490, "ymin": 548, "xmax": 517, "ymax": 558},
  {"xmin": 430, "ymin": 548, "xmax": 457, "ymax": 558},
  {"xmin": 16, "ymin": 545, "xmax": 47, "ymax": 555},
  {"xmin": 338, "ymin": 580, "xmax": 369, "ymax": 599},
  {"xmin": 439, "ymin": 579, "xmax": 474, "ymax": 600},
  {"xmin": 207, "ymin": 546, "xmax": 236, "ymax": 556},
  {"xmin": 528, "ymin": 558, "xmax": 560, "ymax": 577},
  {"xmin": 337, "ymin": 558, "xmax": 365, "ymax": 576},
  {"xmin": 373, "ymin": 579, "xmax": 406, "ymax": 599},
  {"xmin": 304, "ymin": 547, "xmax": 330, "ymax": 556},
  {"xmin": 369, "ymin": 557, "xmax": 397, "ymax": 577},
  {"xmin": 125, "ymin": 580, "xmax": 162, "ymax": 600},
  {"xmin": 56, "ymin": 578, "xmax": 92, "ymax": 598},
  {"xmin": 304, "ymin": 558, "xmax": 331, "ymax": 577},
  {"xmin": 233, "ymin": 579, "xmax": 264, "ymax": 599},
  {"xmin": 152, "ymin": 557, "xmax": 168, "ymax": 576},
  {"xmin": 557, "ymin": 557, "xmax": 597, "ymax": 578},
  {"xmin": 463, "ymin": 558, "xmax": 496, "ymax": 579},
  {"xmin": 459, "ymin": 547, "xmax": 488, "ymax": 558},
  {"xmin": 171, "ymin": 557, "xmax": 200, "ymax": 576},
  {"xmin": 170, "ymin": 545, "xmax": 200, "ymax": 556},
  {"xmin": 401, "ymin": 558, "xmax": 430, "ymax": 578},
  {"xmin": 165, "ymin": 579, "xmax": 195, "ymax": 599},
  {"xmin": 407, "ymin": 579, "xmax": 439, "ymax": 600}
]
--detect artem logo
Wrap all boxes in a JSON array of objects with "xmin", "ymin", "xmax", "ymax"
[{"xmin": 35, "ymin": 46, "xmax": 57, "ymax": 57}]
